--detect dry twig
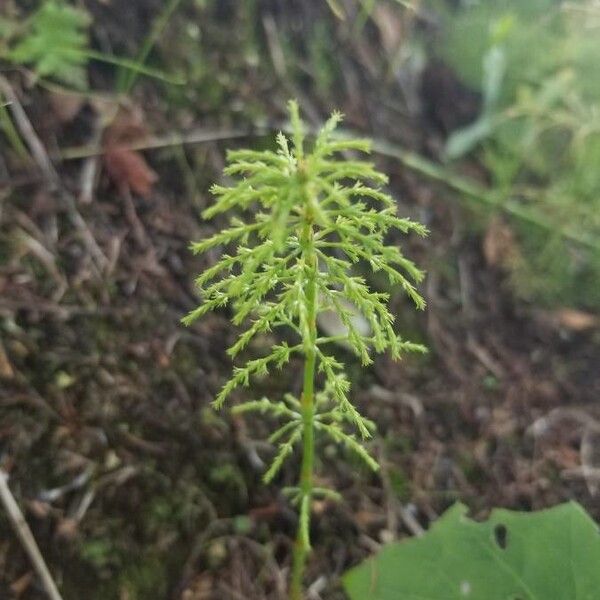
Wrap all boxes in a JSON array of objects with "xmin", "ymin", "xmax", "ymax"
[
  {"xmin": 0, "ymin": 74, "xmax": 107, "ymax": 271},
  {"xmin": 0, "ymin": 470, "xmax": 64, "ymax": 600}
]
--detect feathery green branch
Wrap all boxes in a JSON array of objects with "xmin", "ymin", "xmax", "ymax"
[{"xmin": 183, "ymin": 100, "xmax": 427, "ymax": 598}]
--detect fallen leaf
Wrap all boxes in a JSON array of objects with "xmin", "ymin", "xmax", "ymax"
[
  {"xmin": 104, "ymin": 146, "xmax": 158, "ymax": 197},
  {"xmin": 552, "ymin": 308, "xmax": 599, "ymax": 332},
  {"xmin": 102, "ymin": 106, "xmax": 158, "ymax": 198}
]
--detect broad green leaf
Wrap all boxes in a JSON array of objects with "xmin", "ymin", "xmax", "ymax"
[
  {"xmin": 9, "ymin": 1, "xmax": 91, "ymax": 90},
  {"xmin": 445, "ymin": 116, "xmax": 495, "ymax": 161},
  {"xmin": 445, "ymin": 46, "xmax": 506, "ymax": 160},
  {"xmin": 343, "ymin": 502, "xmax": 600, "ymax": 600}
]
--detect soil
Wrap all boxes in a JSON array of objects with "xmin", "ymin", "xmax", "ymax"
[{"xmin": 1, "ymin": 2, "xmax": 599, "ymax": 599}]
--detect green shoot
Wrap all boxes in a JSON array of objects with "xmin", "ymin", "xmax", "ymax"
[
  {"xmin": 116, "ymin": 0, "xmax": 185, "ymax": 94},
  {"xmin": 183, "ymin": 100, "xmax": 427, "ymax": 598},
  {"xmin": 2, "ymin": 1, "xmax": 184, "ymax": 94},
  {"xmin": 7, "ymin": 1, "xmax": 91, "ymax": 90}
]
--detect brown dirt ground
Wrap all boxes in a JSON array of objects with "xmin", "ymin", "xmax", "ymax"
[{"xmin": 1, "ymin": 2, "xmax": 599, "ymax": 599}]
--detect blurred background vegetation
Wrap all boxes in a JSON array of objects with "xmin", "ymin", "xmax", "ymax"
[{"xmin": 0, "ymin": 1, "xmax": 599, "ymax": 599}]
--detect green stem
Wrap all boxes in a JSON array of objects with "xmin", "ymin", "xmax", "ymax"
[
  {"xmin": 0, "ymin": 96, "xmax": 29, "ymax": 160},
  {"xmin": 290, "ymin": 206, "xmax": 318, "ymax": 600},
  {"xmin": 367, "ymin": 135, "xmax": 600, "ymax": 253},
  {"xmin": 117, "ymin": 0, "xmax": 185, "ymax": 94}
]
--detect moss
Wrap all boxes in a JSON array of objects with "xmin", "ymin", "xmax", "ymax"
[{"xmin": 118, "ymin": 554, "xmax": 170, "ymax": 600}]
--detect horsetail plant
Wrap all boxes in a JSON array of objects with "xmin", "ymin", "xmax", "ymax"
[{"xmin": 183, "ymin": 101, "xmax": 427, "ymax": 598}]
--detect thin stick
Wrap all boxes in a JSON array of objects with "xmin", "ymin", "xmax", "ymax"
[
  {"xmin": 58, "ymin": 123, "xmax": 600, "ymax": 253},
  {"xmin": 0, "ymin": 74, "xmax": 108, "ymax": 271},
  {"xmin": 0, "ymin": 470, "xmax": 64, "ymax": 600},
  {"xmin": 59, "ymin": 127, "xmax": 267, "ymax": 160},
  {"xmin": 0, "ymin": 77, "xmax": 57, "ymax": 182}
]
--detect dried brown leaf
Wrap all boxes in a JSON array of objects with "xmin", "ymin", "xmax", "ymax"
[
  {"xmin": 104, "ymin": 146, "xmax": 158, "ymax": 198},
  {"xmin": 102, "ymin": 106, "xmax": 158, "ymax": 198}
]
